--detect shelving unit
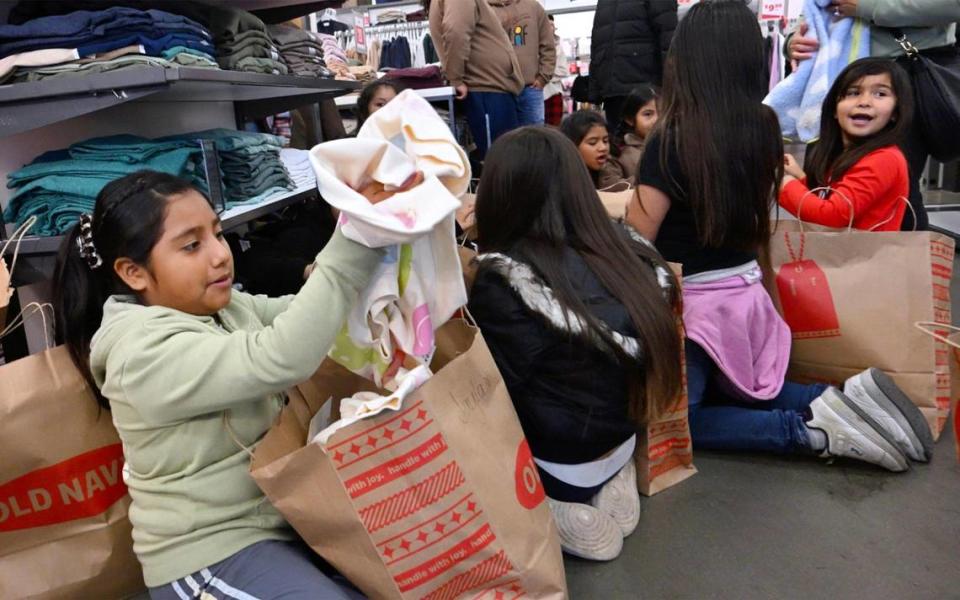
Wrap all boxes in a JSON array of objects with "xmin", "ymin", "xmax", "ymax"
[
  {"xmin": 0, "ymin": 67, "xmax": 359, "ymax": 138},
  {"xmin": 0, "ymin": 0, "xmax": 351, "ymax": 359}
]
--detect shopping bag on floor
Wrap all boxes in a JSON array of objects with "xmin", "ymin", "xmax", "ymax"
[
  {"xmin": 768, "ymin": 219, "xmax": 957, "ymax": 438},
  {"xmin": 0, "ymin": 336, "xmax": 144, "ymax": 599},
  {"xmin": 636, "ymin": 343, "xmax": 695, "ymax": 496},
  {"xmin": 636, "ymin": 264, "xmax": 696, "ymax": 496},
  {"xmin": 914, "ymin": 323, "xmax": 960, "ymax": 461},
  {"xmin": 251, "ymin": 319, "xmax": 567, "ymax": 600}
]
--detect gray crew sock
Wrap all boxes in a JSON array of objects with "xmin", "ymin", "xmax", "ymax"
[{"xmin": 805, "ymin": 425, "xmax": 828, "ymax": 451}]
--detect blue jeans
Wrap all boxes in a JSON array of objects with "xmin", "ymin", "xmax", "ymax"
[
  {"xmin": 463, "ymin": 91, "xmax": 520, "ymax": 160},
  {"xmin": 517, "ymin": 85, "xmax": 545, "ymax": 126},
  {"xmin": 686, "ymin": 341, "xmax": 828, "ymax": 454}
]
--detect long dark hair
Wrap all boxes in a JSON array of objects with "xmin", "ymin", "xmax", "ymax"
[
  {"xmin": 657, "ymin": 0, "xmax": 783, "ymax": 250},
  {"xmin": 356, "ymin": 80, "xmax": 403, "ymax": 132},
  {"xmin": 475, "ymin": 127, "xmax": 683, "ymax": 424},
  {"xmin": 560, "ymin": 110, "xmax": 610, "ymax": 185},
  {"xmin": 618, "ymin": 84, "xmax": 660, "ymax": 139},
  {"xmin": 805, "ymin": 58, "xmax": 914, "ymax": 190},
  {"xmin": 53, "ymin": 171, "xmax": 195, "ymax": 408}
]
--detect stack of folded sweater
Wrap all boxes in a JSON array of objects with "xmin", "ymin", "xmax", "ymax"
[
  {"xmin": 280, "ymin": 148, "xmax": 316, "ymax": 189},
  {"xmin": 4, "ymin": 135, "xmax": 206, "ymax": 236},
  {"xmin": 216, "ymin": 29, "xmax": 287, "ymax": 75},
  {"xmin": 318, "ymin": 33, "xmax": 355, "ymax": 80},
  {"xmin": 163, "ymin": 129, "xmax": 294, "ymax": 206},
  {"xmin": 4, "ymin": 130, "xmax": 294, "ymax": 236},
  {"xmin": 0, "ymin": 7, "xmax": 218, "ymax": 83},
  {"xmin": 267, "ymin": 25, "xmax": 332, "ymax": 78}
]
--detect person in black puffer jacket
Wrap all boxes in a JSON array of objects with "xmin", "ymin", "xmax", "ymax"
[
  {"xmin": 589, "ymin": 0, "xmax": 677, "ymax": 131},
  {"xmin": 468, "ymin": 126, "xmax": 682, "ymax": 561}
]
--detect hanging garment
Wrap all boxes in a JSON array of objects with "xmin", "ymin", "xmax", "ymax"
[
  {"xmin": 309, "ymin": 89, "xmax": 470, "ymax": 386},
  {"xmin": 764, "ymin": 0, "xmax": 870, "ymax": 141}
]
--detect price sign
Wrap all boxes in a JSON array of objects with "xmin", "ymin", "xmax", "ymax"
[{"xmin": 761, "ymin": 1, "xmax": 785, "ymax": 20}]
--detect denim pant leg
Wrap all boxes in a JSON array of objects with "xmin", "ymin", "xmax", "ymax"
[
  {"xmin": 464, "ymin": 91, "xmax": 520, "ymax": 160},
  {"xmin": 517, "ymin": 85, "xmax": 545, "ymax": 126},
  {"xmin": 686, "ymin": 341, "xmax": 817, "ymax": 454}
]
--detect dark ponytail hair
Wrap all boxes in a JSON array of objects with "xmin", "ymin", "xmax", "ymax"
[
  {"xmin": 53, "ymin": 170, "xmax": 195, "ymax": 408},
  {"xmin": 356, "ymin": 80, "xmax": 403, "ymax": 132},
  {"xmin": 804, "ymin": 57, "xmax": 914, "ymax": 190},
  {"xmin": 475, "ymin": 126, "xmax": 683, "ymax": 425},
  {"xmin": 560, "ymin": 110, "xmax": 610, "ymax": 185}
]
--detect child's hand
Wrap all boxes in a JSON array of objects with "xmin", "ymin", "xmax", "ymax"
[
  {"xmin": 356, "ymin": 171, "xmax": 424, "ymax": 204},
  {"xmin": 783, "ymin": 153, "xmax": 805, "ymax": 180}
]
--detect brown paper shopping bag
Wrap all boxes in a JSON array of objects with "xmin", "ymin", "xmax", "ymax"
[
  {"xmin": 597, "ymin": 184, "xmax": 635, "ymax": 221},
  {"xmin": 636, "ymin": 343, "xmax": 695, "ymax": 496},
  {"xmin": 636, "ymin": 264, "xmax": 696, "ymax": 496},
  {"xmin": 252, "ymin": 319, "xmax": 567, "ymax": 600},
  {"xmin": 768, "ymin": 220, "xmax": 957, "ymax": 438},
  {"xmin": 0, "ymin": 343, "xmax": 144, "ymax": 599},
  {"xmin": 914, "ymin": 323, "xmax": 960, "ymax": 461}
]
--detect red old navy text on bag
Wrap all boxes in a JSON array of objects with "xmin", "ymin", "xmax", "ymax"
[{"xmin": 0, "ymin": 444, "xmax": 127, "ymax": 531}]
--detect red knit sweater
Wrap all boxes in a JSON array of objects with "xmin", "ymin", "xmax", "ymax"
[{"xmin": 779, "ymin": 146, "xmax": 910, "ymax": 231}]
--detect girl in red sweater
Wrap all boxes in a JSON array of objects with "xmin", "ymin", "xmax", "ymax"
[{"xmin": 780, "ymin": 58, "xmax": 914, "ymax": 231}]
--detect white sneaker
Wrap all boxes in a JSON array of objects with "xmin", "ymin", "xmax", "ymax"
[
  {"xmin": 844, "ymin": 368, "xmax": 934, "ymax": 462},
  {"xmin": 547, "ymin": 498, "xmax": 623, "ymax": 561},
  {"xmin": 807, "ymin": 387, "xmax": 909, "ymax": 472},
  {"xmin": 590, "ymin": 460, "xmax": 641, "ymax": 537}
]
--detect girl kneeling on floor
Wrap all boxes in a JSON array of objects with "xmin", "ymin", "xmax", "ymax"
[
  {"xmin": 626, "ymin": 0, "xmax": 932, "ymax": 473},
  {"xmin": 53, "ymin": 170, "xmax": 418, "ymax": 599},
  {"xmin": 468, "ymin": 126, "xmax": 683, "ymax": 561},
  {"xmin": 780, "ymin": 58, "xmax": 913, "ymax": 231}
]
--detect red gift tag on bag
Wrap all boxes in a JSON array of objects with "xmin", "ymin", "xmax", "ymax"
[{"xmin": 775, "ymin": 231, "xmax": 841, "ymax": 339}]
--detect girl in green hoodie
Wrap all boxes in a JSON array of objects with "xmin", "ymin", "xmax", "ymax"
[{"xmin": 53, "ymin": 170, "xmax": 416, "ymax": 599}]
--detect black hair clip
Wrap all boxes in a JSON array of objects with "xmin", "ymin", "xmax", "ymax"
[{"xmin": 76, "ymin": 214, "xmax": 103, "ymax": 270}]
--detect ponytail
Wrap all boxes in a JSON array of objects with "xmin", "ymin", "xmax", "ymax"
[{"xmin": 52, "ymin": 170, "xmax": 195, "ymax": 409}]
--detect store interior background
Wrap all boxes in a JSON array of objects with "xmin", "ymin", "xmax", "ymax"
[{"xmin": 0, "ymin": 1, "xmax": 958, "ymax": 597}]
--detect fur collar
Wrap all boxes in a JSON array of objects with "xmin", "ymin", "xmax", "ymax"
[{"xmin": 474, "ymin": 239, "xmax": 673, "ymax": 361}]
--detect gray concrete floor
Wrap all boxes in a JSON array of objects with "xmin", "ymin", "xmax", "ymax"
[
  {"xmin": 564, "ymin": 257, "xmax": 960, "ymax": 600},
  {"xmin": 564, "ymin": 424, "xmax": 960, "ymax": 599}
]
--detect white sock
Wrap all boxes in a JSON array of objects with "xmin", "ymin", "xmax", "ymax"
[{"xmin": 805, "ymin": 425, "xmax": 828, "ymax": 451}]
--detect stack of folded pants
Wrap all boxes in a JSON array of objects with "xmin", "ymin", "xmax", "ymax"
[
  {"xmin": 267, "ymin": 24, "xmax": 332, "ymax": 78},
  {"xmin": 0, "ymin": 7, "xmax": 218, "ymax": 83},
  {"xmin": 3, "ymin": 129, "xmax": 295, "ymax": 235},
  {"xmin": 3, "ymin": 136, "xmax": 206, "ymax": 237},
  {"xmin": 217, "ymin": 29, "xmax": 287, "ymax": 75},
  {"xmin": 318, "ymin": 33, "xmax": 354, "ymax": 80},
  {"xmin": 162, "ymin": 129, "xmax": 294, "ymax": 207}
]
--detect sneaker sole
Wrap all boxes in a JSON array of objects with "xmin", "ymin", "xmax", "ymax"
[
  {"xmin": 830, "ymin": 389, "xmax": 909, "ymax": 472},
  {"xmin": 591, "ymin": 461, "xmax": 641, "ymax": 537},
  {"xmin": 865, "ymin": 368, "xmax": 934, "ymax": 461},
  {"xmin": 548, "ymin": 499, "xmax": 623, "ymax": 561}
]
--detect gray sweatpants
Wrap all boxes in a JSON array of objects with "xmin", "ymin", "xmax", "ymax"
[{"xmin": 149, "ymin": 540, "xmax": 365, "ymax": 600}]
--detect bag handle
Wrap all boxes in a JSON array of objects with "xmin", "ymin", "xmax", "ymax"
[
  {"xmin": 868, "ymin": 196, "xmax": 918, "ymax": 232},
  {"xmin": 781, "ymin": 186, "xmax": 855, "ymax": 263},
  {"xmin": 0, "ymin": 301, "xmax": 55, "ymax": 349},
  {"xmin": 598, "ymin": 180, "xmax": 634, "ymax": 193},
  {"xmin": 794, "ymin": 186, "xmax": 855, "ymax": 233},
  {"xmin": 1, "ymin": 215, "xmax": 38, "ymax": 285},
  {"xmin": 915, "ymin": 321, "xmax": 960, "ymax": 349}
]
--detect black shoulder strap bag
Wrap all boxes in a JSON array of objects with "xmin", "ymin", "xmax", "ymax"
[{"xmin": 892, "ymin": 28, "xmax": 960, "ymax": 162}]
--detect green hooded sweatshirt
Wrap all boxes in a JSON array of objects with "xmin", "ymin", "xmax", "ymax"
[{"xmin": 89, "ymin": 230, "xmax": 383, "ymax": 587}]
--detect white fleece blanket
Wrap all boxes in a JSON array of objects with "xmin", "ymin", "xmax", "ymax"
[{"xmin": 309, "ymin": 89, "xmax": 470, "ymax": 388}]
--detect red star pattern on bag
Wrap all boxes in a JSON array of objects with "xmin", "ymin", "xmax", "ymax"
[{"xmin": 379, "ymin": 496, "xmax": 483, "ymax": 562}]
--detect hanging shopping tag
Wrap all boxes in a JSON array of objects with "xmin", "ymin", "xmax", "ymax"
[{"xmin": 775, "ymin": 230, "xmax": 841, "ymax": 339}]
